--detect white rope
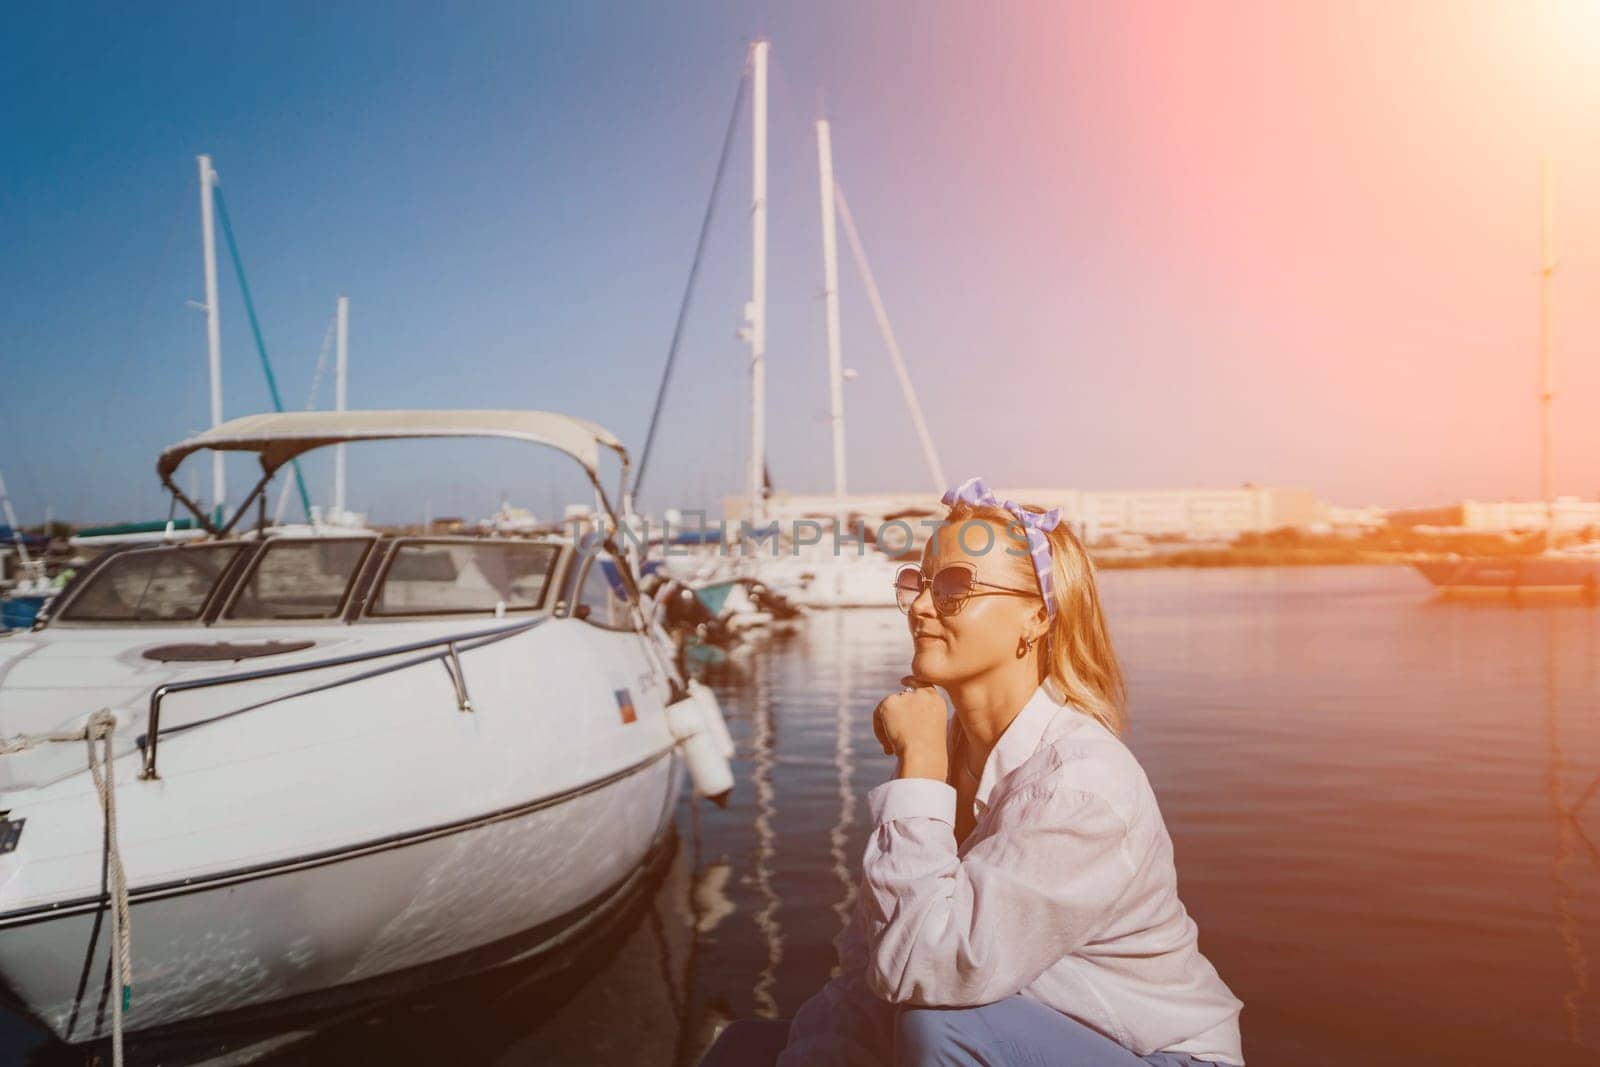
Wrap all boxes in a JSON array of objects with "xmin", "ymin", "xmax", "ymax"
[{"xmin": 0, "ymin": 709, "xmax": 131, "ymax": 1066}]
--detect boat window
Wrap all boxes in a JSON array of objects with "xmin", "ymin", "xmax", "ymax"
[
  {"xmin": 573, "ymin": 553, "xmax": 632, "ymax": 629},
  {"xmin": 56, "ymin": 544, "xmax": 243, "ymax": 623},
  {"xmin": 371, "ymin": 540, "xmax": 560, "ymax": 616},
  {"xmin": 226, "ymin": 539, "xmax": 373, "ymax": 621}
]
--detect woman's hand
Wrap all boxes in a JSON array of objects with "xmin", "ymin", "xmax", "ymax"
[{"xmin": 872, "ymin": 676, "xmax": 949, "ymax": 782}]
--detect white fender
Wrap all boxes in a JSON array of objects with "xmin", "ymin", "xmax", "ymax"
[
  {"xmin": 666, "ymin": 682, "xmax": 734, "ymax": 806},
  {"xmin": 689, "ymin": 679, "xmax": 736, "ymax": 760}
]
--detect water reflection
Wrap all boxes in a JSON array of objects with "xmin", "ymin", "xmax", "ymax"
[
  {"xmin": 289, "ymin": 576, "xmax": 1600, "ymax": 1064},
  {"xmin": 829, "ymin": 611, "xmax": 859, "ymax": 956},
  {"xmin": 1544, "ymin": 612, "xmax": 1591, "ymax": 1048},
  {"xmin": 10, "ymin": 567, "xmax": 1600, "ymax": 1065},
  {"xmin": 747, "ymin": 649, "xmax": 783, "ymax": 1019}
]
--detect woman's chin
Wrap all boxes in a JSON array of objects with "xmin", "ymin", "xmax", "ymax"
[{"xmin": 910, "ymin": 645, "xmax": 946, "ymax": 679}]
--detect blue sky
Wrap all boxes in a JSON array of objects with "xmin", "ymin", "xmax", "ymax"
[{"xmin": 4, "ymin": 2, "xmax": 1599, "ymax": 525}]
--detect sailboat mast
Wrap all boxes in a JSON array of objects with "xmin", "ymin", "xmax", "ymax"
[
  {"xmin": 1539, "ymin": 159, "xmax": 1556, "ymax": 534},
  {"xmin": 334, "ymin": 295, "xmax": 349, "ymax": 517},
  {"xmin": 745, "ymin": 39, "xmax": 770, "ymax": 530},
  {"xmin": 198, "ymin": 154, "xmax": 225, "ymax": 517},
  {"xmin": 816, "ymin": 119, "xmax": 848, "ymax": 532}
]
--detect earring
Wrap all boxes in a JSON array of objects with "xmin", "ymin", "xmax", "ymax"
[{"xmin": 1016, "ymin": 635, "xmax": 1030, "ymax": 658}]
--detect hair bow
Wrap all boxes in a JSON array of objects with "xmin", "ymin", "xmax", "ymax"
[{"xmin": 940, "ymin": 476, "xmax": 1063, "ymax": 621}]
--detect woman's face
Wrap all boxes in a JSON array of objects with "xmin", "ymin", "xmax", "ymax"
[{"xmin": 907, "ymin": 519, "xmax": 1045, "ymax": 685}]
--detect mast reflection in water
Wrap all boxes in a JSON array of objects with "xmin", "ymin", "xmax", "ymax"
[{"xmin": 9, "ymin": 565, "xmax": 1599, "ymax": 1066}]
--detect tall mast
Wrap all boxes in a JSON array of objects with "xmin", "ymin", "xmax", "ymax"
[
  {"xmin": 816, "ymin": 119, "xmax": 848, "ymax": 531},
  {"xmin": 1539, "ymin": 158, "xmax": 1556, "ymax": 534},
  {"xmin": 744, "ymin": 39, "xmax": 770, "ymax": 530},
  {"xmin": 198, "ymin": 154, "xmax": 224, "ymax": 517},
  {"xmin": 334, "ymin": 294, "xmax": 349, "ymax": 517}
]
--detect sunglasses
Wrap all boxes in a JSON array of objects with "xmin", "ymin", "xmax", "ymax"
[{"xmin": 894, "ymin": 563, "xmax": 1038, "ymax": 617}]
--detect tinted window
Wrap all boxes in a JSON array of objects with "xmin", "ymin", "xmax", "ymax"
[
  {"xmin": 227, "ymin": 539, "xmax": 372, "ymax": 621},
  {"xmin": 372, "ymin": 541, "xmax": 560, "ymax": 616},
  {"xmin": 574, "ymin": 554, "xmax": 631, "ymax": 628},
  {"xmin": 59, "ymin": 545, "xmax": 242, "ymax": 623}
]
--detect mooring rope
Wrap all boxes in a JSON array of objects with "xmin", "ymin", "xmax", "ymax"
[
  {"xmin": 632, "ymin": 68, "xmax": 749, "ymax": 502},
  {"xmin": 0, "ymin": 709, "xmax": 131, "ymax": 1066}
]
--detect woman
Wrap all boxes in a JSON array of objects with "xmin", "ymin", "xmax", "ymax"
[{"xmin": 702, "ymin": 477, "xmax": 1244, "ymax": 1066}]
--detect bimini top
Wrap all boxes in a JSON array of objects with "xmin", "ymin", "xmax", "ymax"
[{"xmin": 156, "ymin": 409, "xmax": 630, "ymax": 482}]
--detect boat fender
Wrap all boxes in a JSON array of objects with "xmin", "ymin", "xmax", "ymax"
[
  {"xmin": 689, "ymin": 679, "xmax": 736, "ymax": 760},
  {"xmin": 666, "ymin": 689, "xmax": 734, "ymax": 808}
]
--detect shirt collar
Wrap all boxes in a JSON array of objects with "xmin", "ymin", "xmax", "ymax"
[{"xmin": 964, "ymin": 677, "xmax": 1067, "ymax": 812}]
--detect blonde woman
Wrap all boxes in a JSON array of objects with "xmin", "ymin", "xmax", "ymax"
[{"xmin": 701, "ymin": 477, "xmax": 1244, "ymax": 1066}]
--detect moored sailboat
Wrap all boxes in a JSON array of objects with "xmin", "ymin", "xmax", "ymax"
[{"xmin": 1412, "ymin": 162, "xmax": 1600, "ymax": 598}]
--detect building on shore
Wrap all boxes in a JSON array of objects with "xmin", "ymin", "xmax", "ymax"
[
  {"xmin": 1321, "ymin": 504, "xmax": 1388, "ymax": 531},
  {"xmin": 723, "ymin": 485, "xmax": 1328, "ymax": 543},
  {"xmin": 1388, "ymin": 496, "xmax": 1600, "ymax": 533}
]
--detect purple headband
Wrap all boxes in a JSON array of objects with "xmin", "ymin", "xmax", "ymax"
[{"xmin": 940, "ymin": 475, "xmax": 1063, "ymax": 622}]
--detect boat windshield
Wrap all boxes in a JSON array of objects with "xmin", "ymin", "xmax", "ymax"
[
  {"xmin": 226, "ymin": 538, "xmax": 374, "ymax": 621},
  {"xmin": 57, "ymin": 544, "xmax": 243, "ymax": 623},
  {"xmin": 370, "ymin": 540, "xmax": 561, "ymax": 616}
]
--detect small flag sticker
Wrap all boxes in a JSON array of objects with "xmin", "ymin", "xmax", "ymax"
[{"xmin": 615, "ymin": 688, "xmax": 637, "ymax": 725}]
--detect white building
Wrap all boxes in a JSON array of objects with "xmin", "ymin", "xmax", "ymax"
[
  {"xmin": 1323, "ymin": 504, "xmax": 1388, "ymax": 530},
  {"xmin": 1460, "ymin": 496, "xmax": 1600, "ymax": 532}
]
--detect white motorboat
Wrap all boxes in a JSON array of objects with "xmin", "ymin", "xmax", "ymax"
[
  {"xmin": 751, "ymin": 546, "xmax": 903, "ymax": 610},
  {"xmin": 0, "ymin": 410, "xmax": 734, "ymax": 1051}
]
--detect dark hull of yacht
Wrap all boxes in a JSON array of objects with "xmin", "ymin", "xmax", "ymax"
[{"xmin": 1412, "ymin": 555, "xmax": 1600, "ymax": 596}]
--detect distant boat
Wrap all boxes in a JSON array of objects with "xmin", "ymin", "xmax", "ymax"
[
  {"xmin": 0, "ymin": 572, "xmax": 56, "ymax": 632},
  {"xmin": 1412, "ymin": 162, "xmax": 1600, "ymax": 598},
  {"xmin": 0, "ymin": 470, "xmax": 57, "ymax": 631},
  {"xmin": 754, "ymin": 538, "xmax": 907, "ymax": 609},
  {"xmin": 730, "ymin": 49, "xmax": 944, "ymax": 610},
  {"xmin": 1413, "ymin": 543, "xmax": 1600, "ymax": 598},
  {"xmin": 68, "ymin": 518, "xmax": 210, "ymax": 551}
]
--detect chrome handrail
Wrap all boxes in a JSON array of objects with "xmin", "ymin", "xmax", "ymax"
[{"xmin": 137, "ymin": 617, "xmax": 545, "ymax": 780}]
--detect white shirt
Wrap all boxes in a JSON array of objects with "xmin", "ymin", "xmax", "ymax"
[{"xmin": 779, "ymin": 679, "xmax": 1245, "ymax": 1065}]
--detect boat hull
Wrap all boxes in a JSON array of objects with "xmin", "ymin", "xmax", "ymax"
[
  {"xmin": 1411, "ymin": 555, "xmax": 1600, "ymax": 596},
  {"xmin": 0, "ymin": 752, "xmax": 679, "ymax": 1046},
  {"xmin": 0, "ymin": 615, "xmax": 693, "ymax": 1044},
  {"xmin": 753, "ymin": 554, "xmax": 902, "ymax": 609},
  {"xmin": 1, "ymin": 594, "xmax": 47, "ymax": 631}
]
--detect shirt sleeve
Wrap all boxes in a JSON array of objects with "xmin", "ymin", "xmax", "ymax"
[{"xmin": 860, "ymin": 775, "xmax": 1135, "ymax": 1007}]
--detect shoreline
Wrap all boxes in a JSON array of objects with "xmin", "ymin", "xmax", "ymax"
[{"xmin": 1094, "ymin": 548, "xmax": 1494, "ymax": 570}]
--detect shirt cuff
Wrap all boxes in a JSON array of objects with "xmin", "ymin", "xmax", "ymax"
[{"xmin": 868, "ymin": 777, "xmax": 957, "ymax": 827}]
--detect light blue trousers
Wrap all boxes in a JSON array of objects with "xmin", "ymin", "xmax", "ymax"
[{"xmin": 699, "ymin": 995, "xmax": 1226, "ymax": 1066}]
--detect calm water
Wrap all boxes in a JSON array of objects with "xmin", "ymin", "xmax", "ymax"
[{"xmin": 11, "ymin": 565, "xmax": 1600, "ymax": 1065}]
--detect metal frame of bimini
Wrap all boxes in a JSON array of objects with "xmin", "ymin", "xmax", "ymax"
[{"xmin": 156, "ymin": 409, "xmax": 634, "ymax": 542}]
